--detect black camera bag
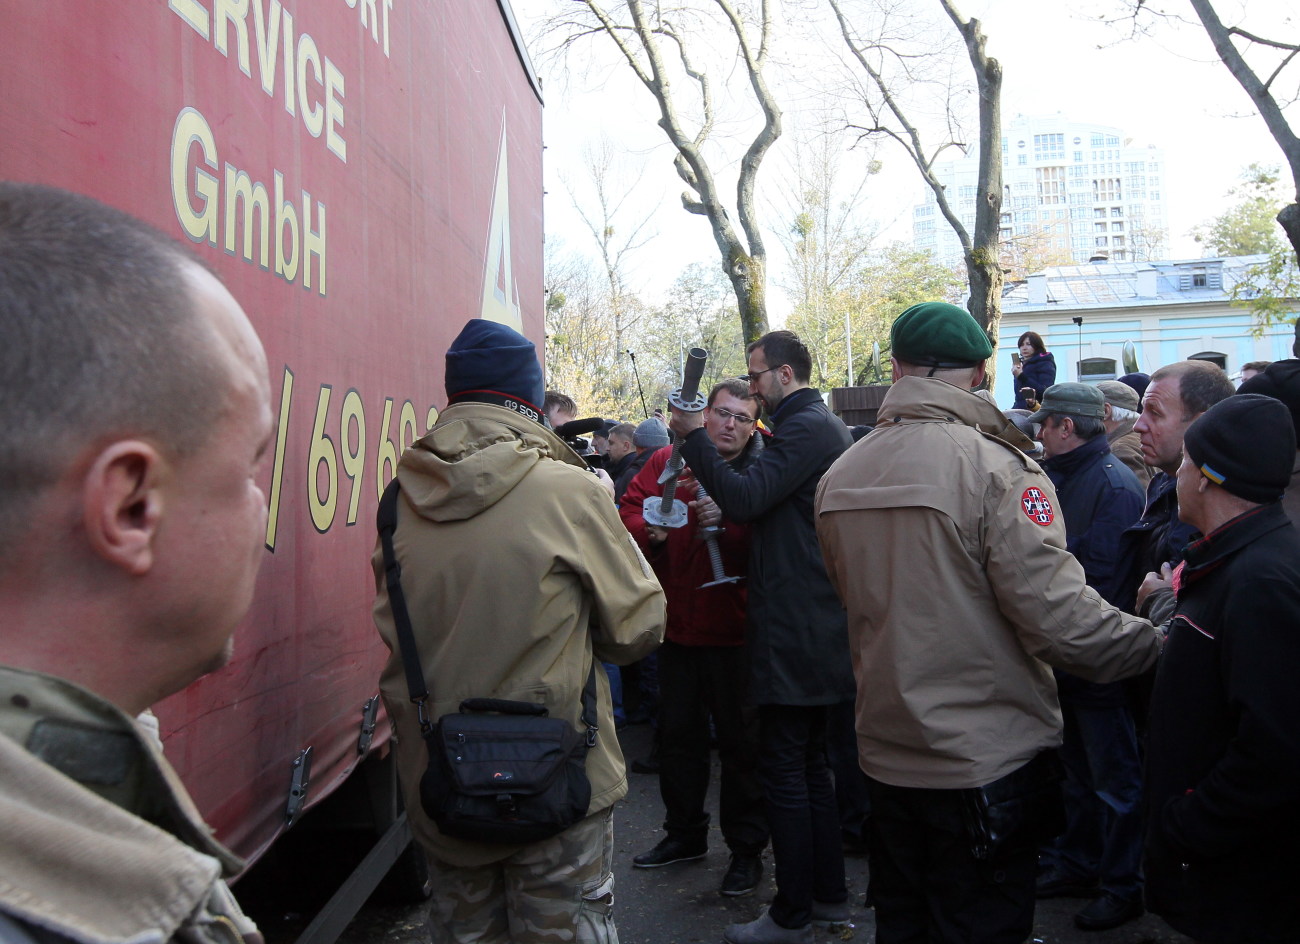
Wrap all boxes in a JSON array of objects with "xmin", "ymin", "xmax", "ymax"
[{"xmin": 378, "ymin": 479, "xmax": 597, "ymax": 844}]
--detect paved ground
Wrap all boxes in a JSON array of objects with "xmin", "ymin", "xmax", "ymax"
[{"xmin": 243, "ymin": 721, "xmax": 1194, "ymax": 944}]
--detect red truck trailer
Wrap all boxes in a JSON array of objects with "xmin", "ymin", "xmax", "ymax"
[{"xmin": 1, "ymin": 0, "xmax": 544, "ymax": 935}]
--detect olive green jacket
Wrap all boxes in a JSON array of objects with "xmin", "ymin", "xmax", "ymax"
[{"xmin": 0, "ymin": 666, "xmax": 258, "ymax": 944}]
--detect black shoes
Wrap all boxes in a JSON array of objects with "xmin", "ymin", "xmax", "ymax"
[
  {"xmin": 1036, "ymin": 866, "xmax": 1099, "ymax": 899},
  {"xmin": 632, "ymin": 835, "xmax": 707, "ymax": 868},
  {"xmin": 1073, "ymin": 893, "xmax": 1144, "ymax": 931},
  {"xmin": 719, "ymin": 853, "xmax": 763, "ymax": 897}
]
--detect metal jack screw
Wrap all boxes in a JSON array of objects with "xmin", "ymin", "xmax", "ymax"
[
  {"xmin": 693, "ymin": 480, "xmax": 741, "ymax": 589},
  {"xmin": 644, "ymin": 347, "xmax": 708, "ymax": 531}
]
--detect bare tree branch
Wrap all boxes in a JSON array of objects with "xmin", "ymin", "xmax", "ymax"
[
  {"xmin": 830, "ymin": 0, "xmax": 1003, "ymax": 353},
  {"xmin": 1184, "ymin": 0, "xmax": 1300, "ymax": 261},
  {"xmin": 543, "ymin": 0, "xmax": 784, "ymax": 343}
]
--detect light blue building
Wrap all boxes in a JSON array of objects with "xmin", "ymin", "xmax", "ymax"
[{"xmin": 996, "ymin": 254, "xmax": 1297, "ymax": 409}]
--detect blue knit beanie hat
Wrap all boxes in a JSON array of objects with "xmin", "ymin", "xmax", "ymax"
[{"xmin": 444, "ymin": 319, "xmax": 545, "ymax": 416}]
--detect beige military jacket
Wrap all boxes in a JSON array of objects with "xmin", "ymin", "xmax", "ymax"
[{"xmin": 815, "ymin": 376, "xmax": 1160, "ymax": 790}]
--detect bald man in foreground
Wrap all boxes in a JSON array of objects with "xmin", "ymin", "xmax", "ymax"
[{"xmin": 0, "ymin": 183, "xmax": 272, "ymax": 944}]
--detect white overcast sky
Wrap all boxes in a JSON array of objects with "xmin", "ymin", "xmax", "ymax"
[{"xmin": 513, "ymin": 0, "xmax": 1295, "ymax": 317}]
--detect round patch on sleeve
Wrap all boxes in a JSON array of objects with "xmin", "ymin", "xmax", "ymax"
[{"xmin": 1020, "ymin": 487, "xmax": 1055, "ymax": 526}]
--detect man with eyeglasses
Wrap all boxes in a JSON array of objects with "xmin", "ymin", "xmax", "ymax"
[
  {"xmin": 621, "ymin": 379, "xmax": 769, "ymax": 899},
  {"xmin": 669, "ymin": 331, "xmax": 854, "ymax": 944}
]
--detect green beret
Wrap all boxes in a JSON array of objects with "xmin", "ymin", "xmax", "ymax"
[{"xmin": 891, "ymin": 302, "xmax": 993, "ymax": 368}]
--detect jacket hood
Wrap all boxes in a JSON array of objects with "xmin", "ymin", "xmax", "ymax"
[
  {"xmin": 877, "ymin": 376, "xmax": 1037, "ymax": 454},
  {"xmin": 397, "ymin": 402, "xmax": 587, "ymax": 522}
]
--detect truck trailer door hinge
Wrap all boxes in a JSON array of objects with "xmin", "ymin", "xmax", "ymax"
[
  {"xmin": 285, "ymin": 746, "xmax": 313, "ymax": 827},
  {"xmin": 357, "ymin": 695, "xmax": 380, "ymax": 755}
]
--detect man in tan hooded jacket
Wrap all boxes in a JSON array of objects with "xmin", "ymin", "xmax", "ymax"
[{"xmin": 373, "ymin": 319, "xmax": 665, "ymax": 944}]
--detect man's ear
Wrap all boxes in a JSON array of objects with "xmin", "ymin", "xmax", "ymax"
[
  {"xmin": 970, "ymin": 361, "xmax": 987, "ymax": 389},
  {"xmin": 82, "ymin": 441, "xmax": 166, "ymax": 576}
]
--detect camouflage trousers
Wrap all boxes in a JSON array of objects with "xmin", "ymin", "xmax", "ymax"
[{"xmin": 425, "ymin": 808, "xmax": 618, "ymax": 944}]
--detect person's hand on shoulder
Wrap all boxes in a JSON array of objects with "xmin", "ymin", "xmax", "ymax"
[{"xmin": 1137, "ymin": 562, "xmax": 1173, "ymax": 614}]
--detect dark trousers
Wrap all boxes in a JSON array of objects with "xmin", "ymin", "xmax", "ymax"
[
  {"xmin": 657, "ymin": 641, "xmax": 767, "ymax": 854},
  {"xmin": 826, "ymin": 700, "xmax": 871, "ymax": 847},
  {"xmin": 1045, "ymin": 701, "xmax": 1143, "ymax": 900},
  {"xmin": 758, "ymin": 703, "xmax": 847, "ymax": 929},
  {"xmin": 866, "ymin": 776, "xmax": 1038, "ymax": 944}
]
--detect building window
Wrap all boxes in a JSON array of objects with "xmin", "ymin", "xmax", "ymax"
[
  {"xmin": 1094, "ymin": 207, "xmax": 1106, "ymax": 218},
  {"xmin": 1112, "ymin": 221, "xmax": 1124, "ymax": 232},
  {"xmin": 1036, "ymin": 166, "xmax": 1064, "ymax": 204},
  {"xmin": 1095, "ymin": 236, "xmax": 1109, "ymax": 247},
  {"xmin": 1091, "ymin": 133, "xmax": 1105, "ymax": 147},
  {"xmin": 1018, "ymin": 154, "xmax": 1028, "ymax": 165},
  {"xmin": 1111, "ymin": 206, "xmax": 1123, "ymax": 217},
  {"xmin": 1034, "ymin": 133, "xmax": 1065, "ymax": 160},
  {"xmin": 1073, "ymin": 151, "xmax": 1084, "ymax": 163},
  {"xmin": 1095, "ymin": 222, "xmax": 1108, "ymax": 232},
  {"xmin": 1113, "ymin": 235, "xmax": 1126, "ymax": 247},
  {"xmin": 1093, "ymin": 178, "xmax": 1122, "ymax": 202}
]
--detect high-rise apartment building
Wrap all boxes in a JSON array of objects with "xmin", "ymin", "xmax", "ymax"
[{"xmin": 912, "ymin": 113, "xmax": 1169, "ymax": 268}]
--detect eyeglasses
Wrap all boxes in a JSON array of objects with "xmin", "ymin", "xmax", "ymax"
[
  {"xmin": 711, "ymin": 406, "xmax": 757, "ymax": 426},
  {"xmin": 743, "ymin": 366, "xmax": 782, "ymax": 383}
]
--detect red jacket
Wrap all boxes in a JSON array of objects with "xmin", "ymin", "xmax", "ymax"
[{"xmin": 620, "ymin": 441, "xmax": 755, "ymax": 646}]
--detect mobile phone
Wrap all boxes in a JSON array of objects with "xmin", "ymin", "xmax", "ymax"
[{"xmin": 1010, "ymin": 352, "xmax": 1020, "ymax": 371}]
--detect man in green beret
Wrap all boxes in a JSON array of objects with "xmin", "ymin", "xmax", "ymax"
[{"xmin": 814, "ymin": 302, "xmax": 1163, "ymax": 944}]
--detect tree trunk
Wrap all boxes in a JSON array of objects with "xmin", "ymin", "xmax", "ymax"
[
  {"xmin": 945, "ymin": 4, "xmax": 1004, "ymax": 389},
  {"xmin": 724, "ymin": 250, "xmax": 767, "ymax": 346},
  {"xmin": 1279, "ymin": 203, "xmax": 1300, "ymax": 264}
]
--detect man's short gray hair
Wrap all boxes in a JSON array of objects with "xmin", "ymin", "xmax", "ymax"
[{"xmin": 0, "ymin": 182, "xmax": 225, "ymax": 546}]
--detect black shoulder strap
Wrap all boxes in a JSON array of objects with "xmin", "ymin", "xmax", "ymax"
[
  {"xmin": 375, "ymin": 477, "xmax": 599, "ymax": 746},
  {"xmin": 377, "ymin": 478, "xmax": 434, "ymax": 735}
]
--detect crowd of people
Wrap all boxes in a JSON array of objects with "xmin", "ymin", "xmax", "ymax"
[{"xmin": 3, "ymin": 184, "xmax": 1300, "ymax": 944}]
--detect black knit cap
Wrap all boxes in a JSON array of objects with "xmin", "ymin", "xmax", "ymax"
[
  {"xmin": 1182, "ymin": 393, "xmax": 1295, "ymax": 503},
  {"xmin": 1237, "ymin": 359, "xmax": 1300, "ymax": 440},
  {"xmin": 444, "ymin": 319, "xmax": 545, "ymax": 417}
]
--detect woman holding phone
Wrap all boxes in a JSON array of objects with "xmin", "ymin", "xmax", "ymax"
[{"xmin": 1011, "ymin": 330, "xmax": 1055, "ymax": 410}]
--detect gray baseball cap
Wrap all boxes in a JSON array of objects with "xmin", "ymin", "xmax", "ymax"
[{"xmin": 1028, "ymin": 382, "xmax": 1106, "ymax": 424}]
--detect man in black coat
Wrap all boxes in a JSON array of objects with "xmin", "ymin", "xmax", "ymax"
[
  {"xmin": 670, "ymin": 330, "xmax": 854, "ymax": 944},
  {"xmin": 1140, "ymin": 393, "xmax": 1300, "ymax": 944}
]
